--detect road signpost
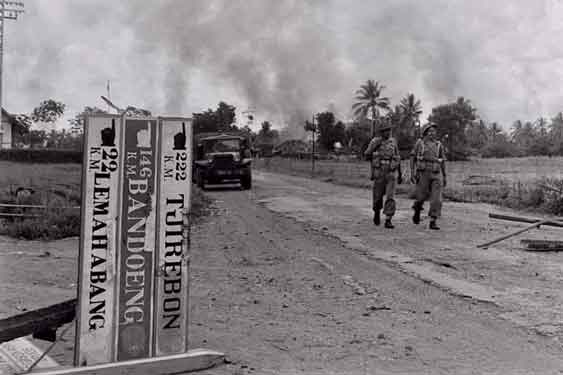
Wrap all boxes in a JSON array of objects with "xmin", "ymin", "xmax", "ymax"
[
  {"xmin": 154, "ymin": 118, "xmax": 192, "ymax": 356},
  {"xmin": 75, "ymin": 115, "xmax": 122, "ymax": 366},
  {"xmin": 68, "ymin": 115, "xmax": 223, "ymax": 375},
  {"xmin": 115, "ymin": 118, "xmax": 158, "ymax": 362}
]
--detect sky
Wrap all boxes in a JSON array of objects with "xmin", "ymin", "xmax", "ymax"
[{"xmin": 3, "ymin": 0, "xmax": 563, "ymax": 136}]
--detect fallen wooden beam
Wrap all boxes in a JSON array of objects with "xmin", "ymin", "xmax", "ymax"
[
  {"xmin": 29, "ymin": 349, "xmax": 225, "ymax": 375},
  {"xmin": 520, "ymin": 239, "xmax": 563, "ymax": 251},
  {"xmin": 521, "ymin": 239, "xmax": 563, "ymax": 247},
  {"xmin": 0, "ymin": 299, "xmax": 76, "ymax": 344},
  {"xmin": 523, "ymin": 246, "xmax": 563, "ymax": 252},
  {"xmin": 489, "ymin": 213, "xmax": 563, "ymax": 228},
  {"xmin": 477, "ymin": 219, "xmax": 553, "ymax": 249}
]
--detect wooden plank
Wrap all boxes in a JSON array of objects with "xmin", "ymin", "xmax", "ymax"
[
  {"xmin": 477, "ymin": 220, "xmax": 553, "ymax": 249},
  {"xmin": 153, "ymin": 118, "xmax": 192, "ymax": 356},
  {"xmin": 520, "ymin": 239, "xmax": 563, "ymax": 251},
  {"xmin": 520, "ymin": 239, "xmax": 563, "ymax": 246},
  {"xmin": 0, "ymin": 300, "xmax": 75, "ymax": 344},
  {"xmin": 30, "ymin": 349, "xmax": 225, "ymax": 375},
  {"xmin": 489, "ymin": 213, "xmax": 563, "ymax": 228},
  {"xmin": 75, "ymin": 115, "xmax": 122, "ymax": 366},
  {"xmin": 523, "ymin": 247, "xmax": 563, "ymax": 252},
  {"xmin": 115, "ymin": 118, "xmax": 158, "ymax": 362}
]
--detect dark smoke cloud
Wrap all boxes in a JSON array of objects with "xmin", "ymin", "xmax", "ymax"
[
  {"xmin": 4, "ymin": 0, "xmax": 563, "ymax": 135},
  {"xmin": 122, "ymin": 0, "xmax": 346, "ymax": 138}
]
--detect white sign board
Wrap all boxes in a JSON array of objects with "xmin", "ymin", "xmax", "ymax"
[
  {"xmin": 154, "ymin": 118, "xmax": 192, "ymax": 355},
  {"xmin": 75, "ymin": 116, "xmax": 193, "ymax": 365},
  {"xmin": 75, "ymin": 115, "xmax": 122, "ymax": 366}
]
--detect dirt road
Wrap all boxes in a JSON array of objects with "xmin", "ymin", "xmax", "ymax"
[
  {"xmin": 1, "ymin": 169, "xmax": 563, "ymax": 374},
  {"xmin": 190, "ymin": 171, "xmax": 563, "ymax": 374}
]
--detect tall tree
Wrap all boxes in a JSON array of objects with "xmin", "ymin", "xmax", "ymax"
[
  {"xmin": 512, "ymin": 120, "xmax": 536, "ymax": 155},
  {"xmin": 427, "ymin": 97, "xmax": 477, "ymax": 160},
  {"xmin": 68, "ymin": 106, "xmax": 108, "ymax": 130},
  {"xmin": 11, "ymin": 114, "xmax": 32, "ymax": 146},
  {"xmin": 192, "ymin": 101, "xmax": 237, "ymax": 134},
  {"xmin": 315, "ymin": 111, "xmax": 337, "ymax": 151},
  {"xmin": 345, "ymin": 118, "xmax": 371, "ymax": 153},
  {"xmin": 31, "ymin": 99, "xmax": 66, "ymax": 123},
  {"xmin": 529, "ymin": 117, "xmax": 551, "ymax": 155},
  {"xmin": 352, "ymin": 80, "xmax": 390, "ymax": 137},
  {"xmin": 466, "ymin": 119, "xmax": 488, "ymax": 150},
  {"xmin": 399, "ymin": 93, "xmax": 423, "ymax": 139},
  {"xmin": 549, "ymin": 112, "xmax": 563, "ymax": 155},
  {"xmin": 193, "ymin": 109, "xmax": 218, "ymax": 134},
  {"xmin": 216, "ymin": 101, "xmax": 237, "ymax": 131},
  {"xmin": 481, "ymin": 126, "xmax": 517, "ymax": 158},
  {"xmin": 488, "ymin": 122, "xmax": 503, "ymax": 142}
]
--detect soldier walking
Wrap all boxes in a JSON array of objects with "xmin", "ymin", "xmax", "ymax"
[
  {"xmin": 364, "ymin": 122, "xmax": 402, "ymax": 228},
  {"xmin": 410, "ymin": 123, "xmax": 447, "ymax": 230}
]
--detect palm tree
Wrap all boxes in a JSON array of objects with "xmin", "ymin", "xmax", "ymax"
[
  {"xmin": 535, "ymin": 117, "xmax": 548, "ymax": 137},
  {"xmin": 399, "ymin": 93, "xmax": 423, "ymax": 138},
  {"xmin": 352, "ymin": 80, "xmax": 390, "ymax": 137},
  {"xmin": 511, "ymin": 120, "xmax": 523, "ymax": 140},
  {"xmin": 549, "ymin": 113, "xmax": 563, "ymax": 141},
  {"xmin": 549, "ymin": 112, "xmax": 563, "ymax": 155}
]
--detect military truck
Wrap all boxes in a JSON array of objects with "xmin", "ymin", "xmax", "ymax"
[{"xmin": 193, "ymin": 132, "xmax": 252, "ymax": 190}]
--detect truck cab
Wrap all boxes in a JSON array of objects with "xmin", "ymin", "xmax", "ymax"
[{"xmin": 193, "ymin": 133, "xmax": 252, "ymax": 190}]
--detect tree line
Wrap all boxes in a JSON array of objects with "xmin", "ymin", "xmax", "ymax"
[
  {"xmin": 14, "ymin": 87, "xmax": 563, "ymax": 160},
  {"xmin": 308, "ymin": 79, "xmax": 563, "ymax": 160}
]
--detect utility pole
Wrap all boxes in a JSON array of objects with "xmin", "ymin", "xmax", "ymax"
[{"xmin": 0, "ymin": 1, "xmax": 25, "ymax": 137}]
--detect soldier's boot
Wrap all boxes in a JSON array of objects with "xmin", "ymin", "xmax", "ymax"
[
  {"xmin": 429, "ymin": 217, "xmax": 440, "ymax": 230},
  {"xmin": 384, "ymin": 216, "xmax": 394, "ymax": 229},
  {"xmin": 373, "ymin": 210, "xmax": 381, "ymax": 226},
  {"xmin": 412, "ymin": 203, "xmax": 422, "ymax": 224}
]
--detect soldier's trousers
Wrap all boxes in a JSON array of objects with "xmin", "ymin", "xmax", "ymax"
[
  {"xmin": 413, "ymin": 170, "xmax": 443, "ymax": 218},
  {"xmin": 372, "ymin": 168, "xmax": 397, "ymax": 217}
]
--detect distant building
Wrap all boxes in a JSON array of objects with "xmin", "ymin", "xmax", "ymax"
[
  {"xmin": 274, "ymin": 139, "xmax": 310, "ymax": 156},
  {"xmin": 1, "ymin": 108, "xmax": 17, "ymax": 149}
]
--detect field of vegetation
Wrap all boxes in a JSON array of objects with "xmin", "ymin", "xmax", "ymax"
[
  {"xmin": 254, "ymin": 156, "xmax": 563, "ymax": 216},
  {"xmin": 0, "ymin": 161, "xmax": 210, "ymax": 240}
]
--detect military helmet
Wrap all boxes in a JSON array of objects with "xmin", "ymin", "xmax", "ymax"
[{"xmin": 421, "ymin": 123, "xmax": 437, "ymax": 136}]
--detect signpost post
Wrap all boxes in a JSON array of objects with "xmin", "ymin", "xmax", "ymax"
[
  {"xmin": 154, "ymin": 118, "xmax": 192, "ymax": 356},
  {"xmin": 67, "ymin": 115, "xmax": 223, "ymax": 375},
  {"xmin": 115, "ymin": 118, "xmax": 158, "ymax": 362},
  {"xmin": 75, "ymin": 114, "xmax": 122, "ymax": 366}
]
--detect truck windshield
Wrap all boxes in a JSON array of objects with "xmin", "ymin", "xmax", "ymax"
[{"xmin": 204, "ymin": 139, "xmax": 241, "ymax": 154}]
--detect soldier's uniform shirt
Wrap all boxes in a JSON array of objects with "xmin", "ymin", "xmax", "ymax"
[
  {"xmin": 411, "ymin": 138, "xmax": 446, "ymax": 218},
  {"xmin": 364, "ymin": 136, "xmax": 400, "ymax": 216}
]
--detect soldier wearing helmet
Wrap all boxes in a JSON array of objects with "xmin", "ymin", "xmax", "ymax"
[
  {"xmin": 410, "ymin": 122, "xmax": 447, "ymax": 230},
  {"xmin": 363, "ymin": 121, "xmax": 403, "ymax": 228}
]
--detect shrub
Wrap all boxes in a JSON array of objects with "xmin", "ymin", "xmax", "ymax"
[{"xmin": 0, "ymin": 184, "xmax": 212, "ymax": 240}]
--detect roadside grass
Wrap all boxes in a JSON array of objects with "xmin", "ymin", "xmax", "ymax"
[
  {"xmin": 254, "ymin": 156, "xmax": 563, "ymax": 216},
  {"xmin": 0, "ymin": 161, "xmax": 212, "ymax": 240}
]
